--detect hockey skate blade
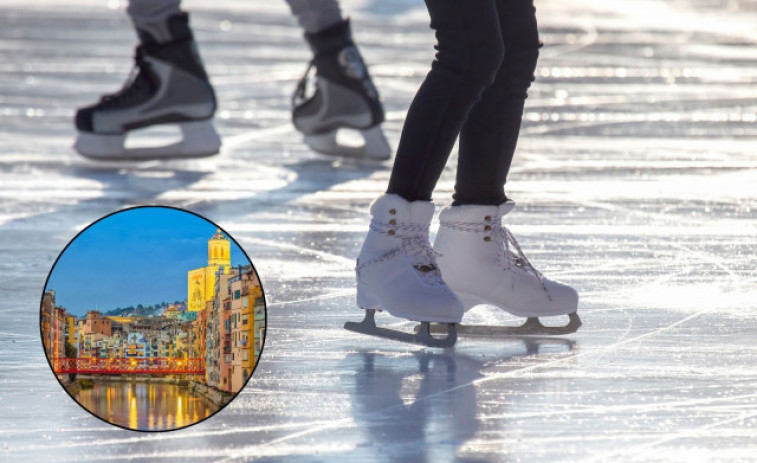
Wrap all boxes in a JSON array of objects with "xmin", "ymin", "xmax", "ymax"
[
  {"xmin": 74, "ymin": 120, "xmax": 221, "ymax": 161},
  {"xmin": 344, "ymin": 309, "xmax": 457, "ymax": 348},
  {"xmin": 304, "ymin": 126, "xmax": 391, "ymax": 161},
  {"xmin": 425, "ymin": 313, "xmax": 582, "ymax": 337}
]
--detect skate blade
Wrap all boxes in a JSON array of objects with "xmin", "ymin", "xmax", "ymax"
[
  {"xmin": 74, "ymin": 120, "xmax": 221, "ymax": 161},
  {"xmin": 344, "ymin": 309, "xmax": 457, "ymax": 348},
  {"xmin": 304, "ymin": 126, "xmax": 391, "ymax": 161},
  {"xmin": 425, "ymin": 313, "xmax": 582, "ymax": 337}
]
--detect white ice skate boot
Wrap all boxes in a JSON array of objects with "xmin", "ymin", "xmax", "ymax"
[
  {"xmin": 74, "ymin": 13, "xmax": 220, "ymax": 161},
  {"xmin": 434, "ymin": 201, "xmax": 581, "ymax": 335},
  {"xmin": 345, "ymin": 194, "xmax": 463, "ymax": 347},
  {"xmin": 292, "ymin": 20, "xmax": 391, "ymax": 161}
]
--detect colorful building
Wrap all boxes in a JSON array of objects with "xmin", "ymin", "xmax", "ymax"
[
  {"xmin": 164, "ymin": 305, "xmax": 180, "ymax": 319},
  {"xmin": 205, "ymin": 267, "xmax": 239, "ymax": 390},
  {"xmin": 41, "ymin": 290, "xmax": 55, "ymax": 363},
  {"xmin": 229, "ymin": 266, "xmax": 262, "ymax": 392},
  {"xmin": 41, "ymin": 290, "xmax": 69, "ymax": 362}
]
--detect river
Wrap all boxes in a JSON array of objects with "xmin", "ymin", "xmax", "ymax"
[{"xmin": 74, "ymin": 379, "xmax": 219, "ymax": 431}]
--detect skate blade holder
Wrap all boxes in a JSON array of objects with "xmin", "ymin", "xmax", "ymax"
[
  {"xmin": 344, "ymin": 309, "xmax": 457, "ymax": 348},
  {"xmin": 304, "ymin": 126, "xmax": 391, "ymax": 161},
  {"xmin": 74, "ymin": 120, "xmax": 221, "ymax": 161},
  {"xmin": 424, "ymin": 312, "xmax": 582, "ymax": 337}
]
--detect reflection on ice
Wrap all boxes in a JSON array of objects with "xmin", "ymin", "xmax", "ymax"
[{"xmin": 343, "ymin": 341, "xmax": 576, "ymax": 463}]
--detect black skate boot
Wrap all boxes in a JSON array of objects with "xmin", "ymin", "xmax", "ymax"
[
  {"xmin": 74, "ymin": 13, "xmax": 220, "ymax": 161},
  {"xmin": 292, "ymin": 19, "xmax": 390, "ymax": 160}
]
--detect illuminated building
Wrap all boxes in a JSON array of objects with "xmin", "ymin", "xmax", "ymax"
[
  {"xmin": 187, "ymin": 229, "xmax": 231, "ymax": 312},
  {"xmin": 205, "ymin": 267, "xmax": 239, "ymax": 390},
  {"xmin": 229, "ymin": 267, "xmax": 263, "ymax": 392}
]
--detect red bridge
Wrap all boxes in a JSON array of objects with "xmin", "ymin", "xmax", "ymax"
[{"xmin": 53, "ymin": 357, "xmax": 205, "ymax": 375}]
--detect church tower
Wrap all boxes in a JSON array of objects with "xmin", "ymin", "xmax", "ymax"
[
  {"xmin": 187, "ymin": 229, "xmax": 233, "ymax": 312},
  {"xmin": 207, "ymin": 228, "xmax": 231, "ymax": 268}
]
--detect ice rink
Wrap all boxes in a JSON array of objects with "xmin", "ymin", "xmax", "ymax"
[{"xmin": 1, "ymin": 0, "xmax": 756, "ymax": 461}]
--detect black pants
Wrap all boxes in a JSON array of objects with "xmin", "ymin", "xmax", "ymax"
[{"xmin": 386, "ymin": 0, "xmax": 541, "ymax": 206}]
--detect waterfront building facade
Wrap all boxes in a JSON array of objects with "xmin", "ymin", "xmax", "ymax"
[{"xmin": 229, "ymin": 267, "xmax": 263, "ymax": 392}]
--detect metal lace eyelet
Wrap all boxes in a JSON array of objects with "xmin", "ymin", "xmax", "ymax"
[
  {"xmin": 388, "ymin": 229, "xmax": 395, "ymax": 236},
  {"xmin": 484, "ymin": 216, "xmax": 492, "ymax": 222},
  {"xmin": 389, "ymin": 209, "xmax": 396, "ymax": 215},
  {"xmin": 389, "ymin": 219, "xmax": 397, "ymax": 225},
  {"xmin": 413, "ymin": 264, "xmax": 436, "ymax": 273},
  {"xmin": 483, "ymin": 236, "xmax": 491, "ymax": 242},
  {"xmin": 484, "ymin": 225, "xmax": 492, "ymax": 231}
]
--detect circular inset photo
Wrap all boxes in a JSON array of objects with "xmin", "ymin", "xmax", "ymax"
[{"xmin": 39, "ymin": 206, "xmax": 267, "ymax": 431}]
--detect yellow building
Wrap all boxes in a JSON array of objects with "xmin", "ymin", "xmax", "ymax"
[{"xmin": 187, "ymin": 229, "xmax": 232, "ymax": 312}]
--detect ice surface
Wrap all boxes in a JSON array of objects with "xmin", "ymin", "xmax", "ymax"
[{"xmin": 1, "ymin": 0, "xmax": 756, "ymax": 462}]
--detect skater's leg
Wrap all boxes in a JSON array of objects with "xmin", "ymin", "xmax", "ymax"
[
  {"xmin": 285, "ymin": 0, "xmax": 343, "ymax": 33},
  {"xmin": 433, "ymin": 1, "xmax": 579, "ymax": 326},
  {"xmin": 126, "ymin": 0, "xmax": 182, "ymax": 43},
  {"xmin": 386, "ymin": 0, "xmax": 504, "ymax": 202},
  {"xmin": 289, "ymin": 1, "xmax": 389, "ymax": 159},
  {"xmin": 453, "ymin": 0, "xmax": 541, "ymax": 206}
]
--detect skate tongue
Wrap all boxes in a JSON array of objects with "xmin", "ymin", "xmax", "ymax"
[
  {"xmin": 100, "ymin": 50, "xmax": 153, "ymax": 106},
  {"xmin": 497, "ymin": 200, "xmax": 516, "ymax": 217}
]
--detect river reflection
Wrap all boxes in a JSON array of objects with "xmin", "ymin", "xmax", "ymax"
[{"xmin": 75, "ymin": 379, "xmax": 218, "ymax": 430}]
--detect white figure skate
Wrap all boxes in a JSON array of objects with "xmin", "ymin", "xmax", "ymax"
[
  {"xmin": 345, "ymin": 194, "xmax": 464, "ymax": 348},
  {"xmin": 74, "ymin": 13, "xmax": 220, "ymax": 161},
  {"xmin": 292, "ymin": 20, "xmax": 391, "ymax": 161},
  {"xmin": 433, "ymin": 201, "xmax": 581, "ymax": 337}
]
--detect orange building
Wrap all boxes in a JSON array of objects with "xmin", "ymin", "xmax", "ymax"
[
  {"xmin": 52, "ymin": 307, "xmax": 66, "ymax": 360},
  {"xmin": 84, "ymin": 311, "xmax": 112, "ymax": 337},
  {"xmin": 229, "ymin": 267, "xmax": 261, "ymax": 392},
  {"xmin": 205, "ymin": 267, "xmax": 239, "ymax": 391},
  {"xmin": 41, "ymin": 290, "xmax": 55, "ymax": 363}
]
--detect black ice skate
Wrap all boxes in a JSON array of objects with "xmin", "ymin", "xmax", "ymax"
[
  {"xmin": 292, "ymin": 20, "xmax": 391, "ymax": 160},
  {"xmin": 74, "ymin": 13, "xmax": 220, "ymax": 161}
]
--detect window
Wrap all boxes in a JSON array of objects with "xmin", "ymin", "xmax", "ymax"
[
  {"xmin": 234, "ymin": 290, "xmax": 240, "ymax": 300},
  {"xmin": 243, "ymin": 350, "xmax": 248, "ymax": 361}
]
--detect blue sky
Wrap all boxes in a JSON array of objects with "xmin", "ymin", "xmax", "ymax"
[{"xmin": 46, "ymin": 207, "xmax": 249, "ymax": 316}]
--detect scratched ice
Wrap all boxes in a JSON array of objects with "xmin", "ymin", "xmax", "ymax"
[{"xmin": 1, "ymin": 0, "xmax": 756, "ymax": 462}]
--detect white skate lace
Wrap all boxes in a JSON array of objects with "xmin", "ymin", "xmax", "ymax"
[
  {"xmin": 356, "ymin": 220, "xmax": 446, "ymax": 287},
  {"xmin": 442, "ymin": 219, "xmax": 551, "ymax": 299}
]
